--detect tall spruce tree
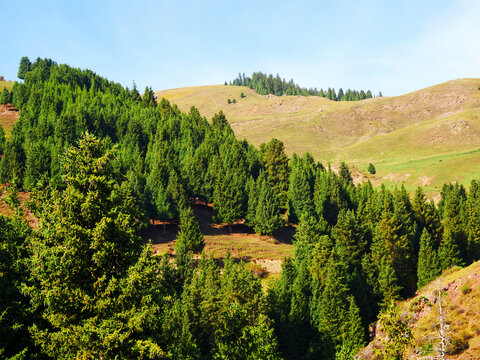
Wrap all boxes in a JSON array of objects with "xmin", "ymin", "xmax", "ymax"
[
  {"xmin": 26, "ymin": 134, "xmax": 168, "ymax": 359},
  {"xmin": 176, "ymin": 206, "xmax": 204, "ymax": 253},
  {"xmin": 262, "ymin": 138, "xmax": 289, "ymax": 208},
  {"xmin": 417, "ymin": 228, "xmax": 441, "ymax": 288},
  {"xmin": 17, "ymin": 56, "xmax": 31, "ymax": 79},
  {"xmin": 439, "ymin": 229, "xmax": 464, "ymax": 270},
  {"xmin": 0, "ymin": 124, "xmax": 5, "ymax": 155},
  {"xmin": 254, "ymin": 176, "xmax": 284, "ymax": 235},
  {"xmin": 212, "ymin": 168, "xmax": 244, "ymax": 229}
]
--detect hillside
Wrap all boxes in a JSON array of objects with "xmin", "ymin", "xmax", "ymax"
[
  {"xmin": 358, "ymin": 261, "xmax": 480, "ymax": 359},
  {"xmin": 156, "ymin": 79, "xmax": 480, "ymax": 194},
  {"xmin": 0, "ymin": 80, "xmax": 18, "ymax": 137}
]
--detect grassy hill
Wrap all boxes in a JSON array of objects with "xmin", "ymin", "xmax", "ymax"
[
  {"xmin": 0, "ymin": 80, "xmax": 15, "ymax": 92},
  {"xmin": 0, "ymin": 80, "xmax": 18, "ymax": 137},
  {"xmin": 156, "ymin": 79, "xmax": 480, "ymax": 194},
  {"xmin": 358, "ymin": 261, "xmax": 480, "ymax": 359}
]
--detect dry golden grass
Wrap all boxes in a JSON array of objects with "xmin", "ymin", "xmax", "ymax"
[
  {"xmin": 143, "ymin": 204, "xmax": 293, "ymax": 277},
  {"xmin": 0, "ymin": 80, "xmax": 15, "ymax": 92}
]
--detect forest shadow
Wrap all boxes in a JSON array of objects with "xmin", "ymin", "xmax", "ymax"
[{"xmin": 141, "ymin": 202, "xmax": 296, "ymax": 246}]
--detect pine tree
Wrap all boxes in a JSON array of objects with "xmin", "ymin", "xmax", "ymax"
[
  {"xmin": 245, "ymin": 176, "xmax": 258, "ymax": 227},
  {"xmin": 17, "ymin": 56, "xmax": 31, "ymax": 79},
  {"xmin": 417, "ymin": 228, "xmax": 441, "ymax": 288},
  {"xmin": 254, "ymin": 177, "xmax": 284, "ymax": 235},
  {"xmin": 439, "ymin": 229, "xmax": 464, "ymax": 270},
  {"xmin": 212, "ymin": 169, "xmax": 244, "ymax": 229},
  {"xmin": 339, "ymin": 162, "xmax": 353, "ymax": 185},
  {"xmin": 0, "ymin": 214, "xmax": 38, "ymax": 359},
  {"xmin": 377, "ymin": 303, "xmax": 413, "ymax": 360},
  {"xmin": 0, "ymin": 87, "xmax": 11, "ymax": 104},
  {"xmin": 378, "ymin": 259, "xmax": 401, "ymax": 306},
  {"xmin": 142, "ymin": 86, "xmax": 157, "ymax": 107},
  {"xmin": 154, "ymin": 184, "xmax": 175, "ymax": 232},
  {"xmin": 0, "ymin": 124, "xmax": 5, "ymax": 155},
  {"xmin": 26, "ymin": 134, "xmax": 167, "ymax": 358},
  {"xmin": 263, "ymin": 138, "xmax": 289, "ymax": 208},
  {"xmin": 333, "ymin": 209, "xmax": 366, "ymax": 270},
  {"xmin": 336, "ymin": 296, "xmax": 365, "ymax": 360},
  {"xmin": 176, "ymin": 206, "xmax": 204, "ymax": 253},
  {"xmin": 367, "ymin": 163, "xmax": 376, "ymax": 174}
]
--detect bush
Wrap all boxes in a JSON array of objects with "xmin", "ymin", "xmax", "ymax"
[
  {"xmin": 240, "ymin": 92, "xmax": 246, "ymax": 98},
  {"xmin": 367, "ymin": 163, "xmax": 376, "ymax": 174},
  {"xmin": 232, "ymin": 98, "xmax": 237, "ymax": 103},
  {"xmin": 461, "ymin": 284, "xmax": 471, "ymax": 295},
  {"xmin": 227, "ymin": 98, "xmax": 231, "ymax": 104}
]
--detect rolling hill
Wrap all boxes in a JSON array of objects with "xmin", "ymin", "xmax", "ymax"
[{"xmin": 156, "ymin": 79, "xmax": 480, "ymax": 194}]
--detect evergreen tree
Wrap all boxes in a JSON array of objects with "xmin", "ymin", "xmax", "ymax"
[
  {"xmin": 253, "ymin": 175, "xmax": 284, "ymax": 235},
  {"xmin": 466, "ymin": 180, "xmax": 480, "ymax": 262},
  {"xmin": 212, "ymin": 169, "xmax": 244, "ymax": 229},
  {"xmin": 26, "ymin": 134, "xmax": 167, "ymax": 359},
  {"xmin": 0, "ymin": 87, "xmax": 11, "ymax": 104},
  {"xmin": 287, "ymin": 154, "xmax": 315, "ymax": 223},
  {"xmin": 0, "ymin": 124, "xmax": 5, "ymax": 155},
  {"xmin": 417, "ymin": 228, "xmax": 441, "ymax": 288},
  {"xmin": 142, "ymin": 86, "xmax": 157, "ymax": 107},
  {"xmin": 339, "ymin": 162, "xmax": 353, "ymax": 185},
  {"xmin": 263, "ymin": 138, "xmax": 289, "ymax": 208},
  {"xmin": 377, "ymin": 303, "xmax": 413, "ymax": 360},
  {"xmin": 439, "ymin": 229, "xmax": 464, "ymax": 270},
  {"xmin": 333, "ymin": 209, "xmax": 366, "ymax": 270},
  {"xmin": 176, "ymin": 206, "xmax": 204, "ymax": 253},
  {"xmin": 367, "ymin": 163, "xmax": 376, "ymax": 174},
  {"xmin": 311, "ymin": 254, "xmax": 349, "ymax": 358},
  {"xmin": 245, "ymin": 176, "xmax": 258, "ymax": 227},
  {"xmin": 17, "ymin": 56, "xmax": 31, "ymax": 79},
  {"xmin": 336, "ymin": 296, "xmax": 365, "ymax": 360},
  {"xmin": 0, "ymin": 213, "xmax": 39, "ymax": 359}
]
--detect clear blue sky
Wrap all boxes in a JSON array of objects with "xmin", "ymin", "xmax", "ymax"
[{"xmin": 2, "ymin": 0, "xmax": 479, "ymax": 96}]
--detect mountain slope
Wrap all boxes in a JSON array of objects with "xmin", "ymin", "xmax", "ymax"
[
  {"xmin": 156, "ymin": 79, "xmax": 480, "ymax": 193},
  {"xmin": 358, "ymin": 261, "xmax": 480, "ymax": 359}
]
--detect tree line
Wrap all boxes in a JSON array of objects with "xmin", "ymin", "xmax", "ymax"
[
  {"xmin": 228, "ymin": 72, "xmax": 381, "ymax": 100},
  {"xmin": 0, "ymin": 57, "xmax": 478, "ymax": 359}
]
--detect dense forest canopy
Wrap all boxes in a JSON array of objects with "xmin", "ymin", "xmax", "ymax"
[
  {"xmin": 0, "ymin": 57, "xmax": 479, "ymax": 359},
  {"xmin": 229, "ymin": 72, "xmax": 381, "ymax": 101}
]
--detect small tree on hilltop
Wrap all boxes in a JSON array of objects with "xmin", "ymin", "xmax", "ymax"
[
  {"xmin": 17, "ymin": 56, "xmax": 31, "ymax": 79},
  {"xmin": 367, "ymin": 163, "xmax": 376, "ymax": 174}
]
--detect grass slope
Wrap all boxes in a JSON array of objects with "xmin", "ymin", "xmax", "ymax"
[
  {"xmin": 0, "ymin": 81, "xmax": 18, "ymax": 137},
  {"xmin": 143, "ymin": 203, "xmax": 293, "ymax": 277},
  {"xmin": 156, "ymin": 79, "xmax": 480, "ymax": 194},
  {"xmin": 0, "ymin": 80, "xmax": 15, "ymax": 92},
  {"xmin": 358, "ymin": 261, "xmax": 480, "ymax": 359}
]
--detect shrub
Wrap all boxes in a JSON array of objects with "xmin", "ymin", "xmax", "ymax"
[
  {"xmin": 367, "ymin": 163, "xmax": 376, "ymax": 174},
  {"xmin": 227, "ymin": 98, "xmax": 231, "ymax": 104},
  {"xmin": 461, "ymin": 284, "xmax": 471, "ymax": 295},
  {"xmin": 240, "ymin": 92, "xmax": 246, "ymax": 98}
]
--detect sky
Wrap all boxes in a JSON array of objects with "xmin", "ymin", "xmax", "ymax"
[{"xmin": 2, "ymin": 0, "xmax": 479, "ymax": 96}]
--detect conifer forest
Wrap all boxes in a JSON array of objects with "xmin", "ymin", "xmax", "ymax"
[{"xmin": 1, "ymin": 58, "xmax": 480, "ymax": 359}]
